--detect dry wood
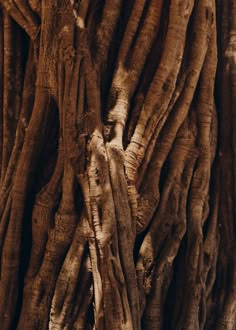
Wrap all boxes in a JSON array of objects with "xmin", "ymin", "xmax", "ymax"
[{"xmin": 0, "ymin": 1, "xmax": 235, "ymax": 329}]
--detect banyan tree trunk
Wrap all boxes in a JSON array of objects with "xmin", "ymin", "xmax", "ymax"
[{"xmin": 0, "ymin": 0, "xmax": 235, "ymax": 329}]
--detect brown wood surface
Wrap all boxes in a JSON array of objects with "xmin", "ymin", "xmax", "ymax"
[{"xmin": 0, "ymin": 1, "xmax": 235, "ymax": 329}]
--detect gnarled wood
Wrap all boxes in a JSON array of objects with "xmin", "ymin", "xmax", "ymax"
[{"xmin": 0, "ymin": 1, "xmax": 235, "ymax": 329}]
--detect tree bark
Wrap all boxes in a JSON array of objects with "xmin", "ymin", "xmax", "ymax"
[{"xmin": 0, "ymin": 1, "xmax": 235, "ymax": 329}]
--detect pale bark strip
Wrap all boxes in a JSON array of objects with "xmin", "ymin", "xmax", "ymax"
[
  {"xmin": 130, "ymin": 0, "xmax": 212, "ymax": 184},
  {"xmin": 136, "ymin": 0, "xmax": 214, "ymax": 233},
  {"xmin": 125, "ymin": 0, "xmax": 195, "ymax": 183},
  {"xmin": 63, "ymin": 16, "xmax": 135, "ymax": 327},
  {"xmin": 107, "ymin": 142, "xmax": 141, "ymax": 330},
  {"xmin": 106, "ymin": 0, "xmax": 150, "ymax": 145},
  {"xmin": 59, "ymin": 22, "xmax": 121, "ymax": 328},
  {"xmin": 104, "ymin": 0, "xmax": 164, "ymax": 240},
  {"xmin": 83, "ymin": 131, "xmax": 133, "ymax": 330},
  {"xmin": 123, "ymin": 0, "xmax": 195, "ymax": 239},
  {"xmin": 62, "ymin": 25, "xmax": 132, "ymax": 328},
  {"xmin": 80, "ymin": 174, "xmax": 106, "ymax": 330},
  {"xmin": 126, "ymin": 1, "xmax": 170, "ymax": 146},
  {"xmin": 107, "ymin": 0, "xmax": 163, "ymax": 146}
]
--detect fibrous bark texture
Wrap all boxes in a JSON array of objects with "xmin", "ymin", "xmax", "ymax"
[{"xmin": 0, "ymin": 1, "xmax": 235, "ymax": 329}]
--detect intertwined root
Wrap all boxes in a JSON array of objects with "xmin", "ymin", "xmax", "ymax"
[{"xmin": 0, "ymin": 0, "xmax": 235, "ymax": 329}]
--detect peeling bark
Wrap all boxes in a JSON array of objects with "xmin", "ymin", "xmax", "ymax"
[{"xmin": 0, "ymin": 1, "xmax": 235, "ymax": 329}]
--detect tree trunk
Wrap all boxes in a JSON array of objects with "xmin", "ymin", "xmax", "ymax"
[{"xmin": 0, "ymin": 1, "xmax": 235, "ymax": 329}]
